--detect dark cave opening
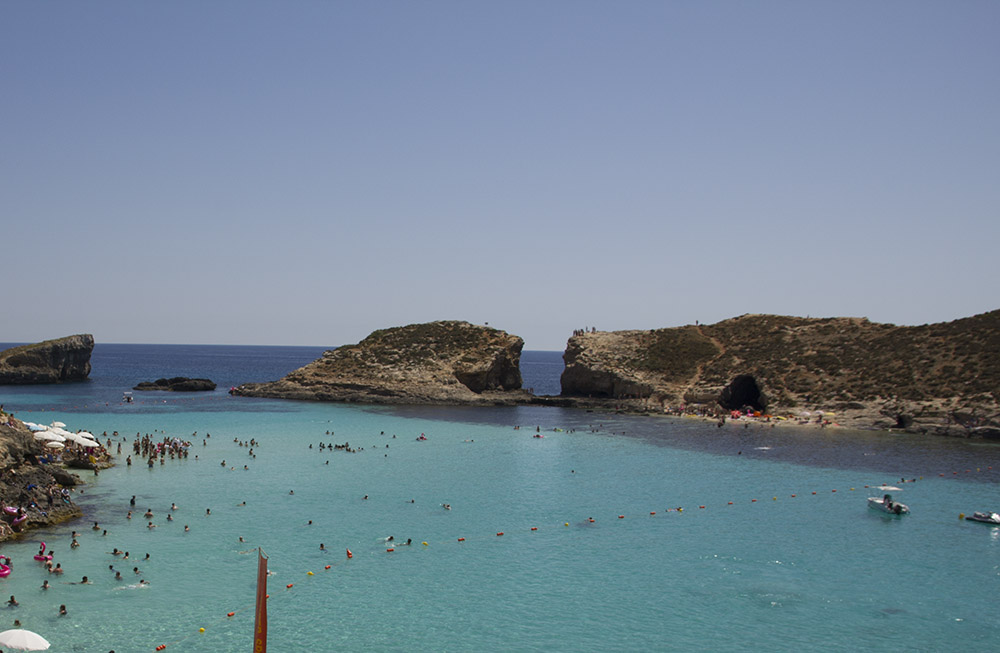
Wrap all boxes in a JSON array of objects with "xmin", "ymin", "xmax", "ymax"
[{"xmin": 719, "ymin": 374, "xmax": 767, "ymax": 412}]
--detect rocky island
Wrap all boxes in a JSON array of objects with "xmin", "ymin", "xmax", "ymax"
[
  {"xmin": 0, "ymin": 334, "xmax": 94, "ymax": 384},
  {"xmin": 233, "ymin": 321, "xmax": 527, "ymax": 405},
  {"xmin": 232, "ymin": 311, "xmax": 999, "ymax": 437},
  {"xmin": 134, "ymin": 377, "xmax": 217, "ymax": 392},
  {"xmin": 560, "ymin": 310, "xmax": 1000, "ymax": 437}
]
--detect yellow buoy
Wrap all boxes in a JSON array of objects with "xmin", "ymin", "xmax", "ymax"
[
  {"xmin": 564, "ymin": 522, "xmax": 569, "ymax": 526},
  {"xmin": 307, "ymin": 571, "xmax": 314, "ymax": 576},
  {"xmin": 422, "ymin": 542, "xmax": 428, "ymax": 546},
  {"xmin": 959, "ymin": 513, "xmax": 965, "ymax": 520},
  {"xmin": 199, "ymin": 628, "xmax": 205, "ymax": 633}
]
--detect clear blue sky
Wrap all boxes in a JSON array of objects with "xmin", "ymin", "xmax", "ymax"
[{"xmin": 3, "ymin": 1, "xmax": 998, "ymax": 350}]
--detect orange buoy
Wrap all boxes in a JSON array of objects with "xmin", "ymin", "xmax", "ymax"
[
  {"xmin": 650, "ymin": 511, "xmax": 656, "ymax": 515},
  {"xmin": 530, "ymin": 527, "xmax": 537, "ymax": 531},
  {"xmin": 699, "ymin": 505, "xmax": 705, "ymax": 509},
  {"xmin": 227, "ymin": 612, "xmax": 235, "ymax": 617},
  {"xmin": 831, "ymin": 489, "xmax": 836, "ymax": 492},
  {"xmin": 791, "ymin": 494, "xmax": 796, "ymax": 497},
  {"xmin": 457, "ymin": 537, "xmax": 465, "ymax": 542},
  {"xmin": 496, "ymin": 532, "xmax": 503, "ymax": 536},
  {"xmin": 346, "ymin": 548, "xmax": 353, "ymax": 559},
  {"xmin": 286, "ymin": 583, "xmax": 293, "ymax": 588},
  {"xmin": 387, "ymin": 548, "xmax": 394, "ymax": 552},
  {"xmin": 728, "ymin": 502, "xmax": 733, "ymax": 505},
  {"xmin": 325, "ymin": 565, "xmax": 331, "ymax": 570},
  {"xmin": 618, "ymin": 515, "xmax": 624, "ymax": 519},
  {"xmin": 751, "ymin": 499, "xmax": 757, "ymax": 502},
  {"xmin": 812, "ymin": 491, "xmax": 817, "ymax": 495}
]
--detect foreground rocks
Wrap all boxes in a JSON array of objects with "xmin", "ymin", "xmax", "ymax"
[
  {"xmin": 0, "ymin": 415, "xmax": 82, "ymax": 541},
  {"xmin": 0, "ymin": 334, "xmax": 94, "ymax": 384},
  {"xmin": 560, "ymin": 310, "xmax": 1000, "ymax": 437},
  {"xmin": 234, "ymin": 321, "xmax": 528, "ymax": 405},
  {"xmin": 134, "ymin": 377, "xmax": 217, "ymax": 392}
]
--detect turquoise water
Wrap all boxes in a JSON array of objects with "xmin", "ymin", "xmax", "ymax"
[{"xmin": 0, "ymin": 348, "xmax": 999, "ymax": 651}]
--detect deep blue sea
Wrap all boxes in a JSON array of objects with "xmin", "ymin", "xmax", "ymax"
[{"xmin": 0, "ymin": 344, "xmax": 998, "ymax": 652}]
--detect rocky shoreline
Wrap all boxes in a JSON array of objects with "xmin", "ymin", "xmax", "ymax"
[{"xmin": 0, "ymin": 413, "xmax": 86, "ymax": 542}]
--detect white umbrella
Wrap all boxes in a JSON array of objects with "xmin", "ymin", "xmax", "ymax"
[
  {"xmin": 0, "ymin": 628, "xmax": 51, "ymax": 650},
  {"xmin": 44, "ymin": 442, "xmax": 65, "ymax": 450},
  {"xmin": 49, "ymin": 421, "xmax": 66, "ymax": 428},
  {"xmin": 34, "ymin": 432, "xmax": 66, "ymax": 443},
  {"xmin": 76, "ymin": 431, "xmax": 95, "ymax": 439}
]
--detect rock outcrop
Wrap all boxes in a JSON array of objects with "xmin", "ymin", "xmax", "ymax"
[
  {"xmin": 560, "ymin": 310, "xmax": 1000, "ymax": 437},
  {"xmin": 0, "ymin": 335, "xmax": 94, "ymax": 384},
  {"xmin": 134, "ymin": 377, "xmax": 217, "ymax": 392},
  {"xmin": 234, "ymin": 321, "xmax": 526, "ymax": 405},
  {"xmin": 0, "ymin": 414, "xmax": 83, "ymax": 540}
]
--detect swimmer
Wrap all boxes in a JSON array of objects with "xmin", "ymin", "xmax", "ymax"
[
  {"xmin": 59, "ymin": 604, "xmax": 67, "ymax": 616},
  {"xmin": 206, "ymin": 508, "xmax": 211, "ymax": 516},
  {"xmin": 147, "ymin": 521, "xmax": 156, "ymax": 529},
  {"xmin": 184, "ymin": 525, "xmax": 190, "ymax": 532},
  {"xmin": 41, "ymin": 580, "xmax": 49, "ymax": 590},
  {"xmin": 320, "ymin": 543, "xmax": 325, "ymax": 550},
  {"xmin": 144, "ymin": 509, "xmax": 154, "ymax": 518},
  {"xmin": 92, "ymin": 521, "xmax": 100, "ymax": 530},
  {"xmin": 7, "ymin": 595, "xmax": 17, "ymax": 606},
  {"xmin": 71, "ymin": 539, "xmax": 79, "ymax": 548},
  {"xmin": 171, "ymin": 503, "xmax": 178, "ymax": 510},
  {"xmin": 166, "ymin": 514, "xmax": 173, "ymax": 521}
]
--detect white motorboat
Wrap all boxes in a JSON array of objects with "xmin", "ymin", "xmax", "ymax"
[{"xmin": 868, "ymin": 494, "xmax": 909, "ymax": 515}]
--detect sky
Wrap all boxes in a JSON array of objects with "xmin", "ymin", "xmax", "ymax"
[{"xmin": 2, "ymin": 1, "xmax": 998, "ymax": 351}]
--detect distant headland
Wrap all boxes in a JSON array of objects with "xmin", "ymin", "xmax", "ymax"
[{"xmin": 233, "ymin": 311, "xmax": 1000, "ymax": 438}]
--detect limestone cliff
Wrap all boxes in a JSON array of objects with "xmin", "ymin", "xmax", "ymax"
[
  {"xmin": 560, "ymin": 311, "xmax": 1000, "ymax": 437},
  {"xmin": 234, "ymin": 321, "xmax": 526, "ymax": 405},
  {"xmin": 0, "ymin": 334, "xmax": 94, "ymax": 384}
]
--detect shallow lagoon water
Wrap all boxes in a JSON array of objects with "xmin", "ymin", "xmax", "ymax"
[{"xmin": 0, "ymin": 346, "xmax": 998, "ymax": 651}]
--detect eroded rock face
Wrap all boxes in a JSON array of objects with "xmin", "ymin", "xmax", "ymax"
[
  {"xmin": 559, "ymin": 311, "xmax": 1000, "ymax": 435},
  {"xmin": 0, "ymin": 418, "xmax": 83, "ymax": 539},
  {"xmin": 0, "ymin": 335, "xmax": 94, "ymax": 384},
  {"xmin": 234, "ymin": 321, "xmax": 526, "ymax": 405}
]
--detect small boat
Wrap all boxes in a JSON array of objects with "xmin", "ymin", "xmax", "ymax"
[
  {"xmin": 965, "ymin": 511, "xmax": 1000, "ymax": 524},
  {"xmin": 868, "ymin": 494, "xmax": 909, "ymax": 515}
]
